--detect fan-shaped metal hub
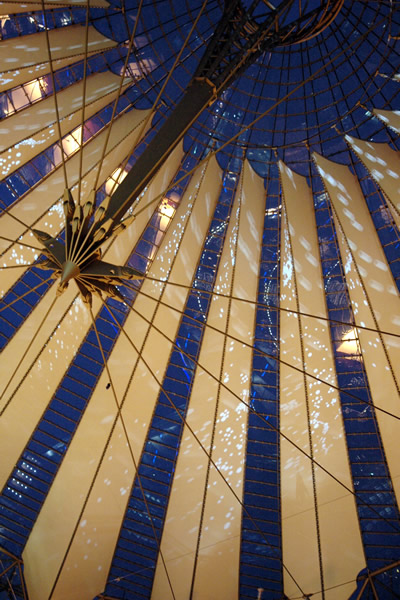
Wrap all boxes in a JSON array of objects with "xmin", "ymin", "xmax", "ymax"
[{"xmin": 34, "ymin": 190, "xmax": 143, "ymax": 305}]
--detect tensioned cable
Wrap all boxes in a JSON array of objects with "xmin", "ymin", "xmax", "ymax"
[
  {"xmin": 373, "ymin": 577, "xmax": 400, "ymax": 600},
  {"xmin": 17, "ymin": 562, "xmax": 28, "ymax": 600},
  {"xmin": 0, "ymin": 237, "xmax": 41, "ymax": 252},
  {"xmin": 92, "ymin": 0, "xmax": 145, "ymax": 192},
  {"xmin": 0, "ymin": 560, "xmax": 17, "ymax": 600},
  {"xmin": 128, "ymin": 13, "xmax": 387, "ymax": 222},
  {"xmin": 123, "ymin": 280, "xmax": 400, "ymax": 423},
  {"xmin": 87, "ymin": 306, "xmax": 177, "ymax": 600},
  {"xmin": 0, "ymin": 275, "xmax": 54, "ymax": 313},
  {"xmin": 77, "ymin": 0, "xmax": 91, "ymax": 206},
  {"xmin": 102, "ymin": 299, "xmax": 306, "ymax": 597},
  {"xmin": 141, "ymin": 275, "xmax": 400, "ymax": 339},
  {"xmin": 41, "ymin": 0, "xmax": 69, "ymax": 189},
  {"xmin": 117, "ymin": 293, "xmax": 400, "ymax": 536},
  {"xmin": 0, "ymin": 561, "xmax": 17, "ymax": 580}
]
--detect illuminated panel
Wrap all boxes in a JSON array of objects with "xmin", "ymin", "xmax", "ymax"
[
  {"xmin": 0, "ymin": 1, "xmax": 110, "ymax": 12},
  {"xmin": 314, "ymin": 153, "xmax": 400, "ymax": 503},
  {"xmin": 0, "ymin": 72, "xmax": 132, "ymax": 173},
  {"xmin": 0, "ymin": 55, "xmax": 93, "ymax": 92},
  {"xmin": 373, "ymin": 109, "xmax": 400, "ymax": 134},
  {"xmin": 352, "ymin": 163, "xmax": 400, "ymax": 293},
  {"xmin": 279, "ymin": 162, "xmax": 363, "ymax": 599},
  {"xmin": 313, "ymin": 156, "xmax": 400, "ymax": 575},
  {"xmin": 345, "ymin": 135, "xmax": 400, "ymax": 223},
  {"xmin": 103, "ymin": 159, "xmax": 242, "ymax": 600},
  {"xmin": 0, "ymin": 5, "xmax": 85, "ymax": 43},
  {"xmin": 240, "ymin": 162, "xmax": 283, "ymax": 599},
  {"xmin": 0, "ymin": 25, "xmax": 115, "ymax": 71}
]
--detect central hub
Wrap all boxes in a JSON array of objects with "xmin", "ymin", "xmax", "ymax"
[{"xmin": 34, "ymin": 189, "xmax": 143, "ymax": 305}]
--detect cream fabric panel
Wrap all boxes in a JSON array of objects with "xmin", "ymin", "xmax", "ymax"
[
  {"xmin": 373, "ymin": 108, "xmax": 400, "ymax": 134},
  {"xmin": 0, "ymin": 55, "xmax": 102, "ymax": 93},
  {"xmin": 0, "ymin": 108, "xmax": 150, "ymax": 301},
  {"xmin": 151, "ymin": 161, "xmax": 264, "ymax": 600},
  {"xmin": 0, "ymin": 72, "xmax": 130, "ymax": 153},
  {"xmin": 345, "ymin": 135, "xmax": 400, "ymax": 225},
  {"xmin": 0, "ymin": 1, "xmax": 110, "ymax": 12},
  {"xmin": 22, "ymin": 155, "xmax": 220, "ymax": 600},
  {"xmin": 279, "ymin": 162, "xmax": 364, "ymax": 599},
  {"xmin": 0, "ymin": 26, "xmax": 115, "ymax": 72},
  {"xmin": 314, "ymin": 153, "xmax": 400, "ymax": 504},
  {"xmin": 0, "ymin": 208, "xmax": 145, "ymax": 492}
]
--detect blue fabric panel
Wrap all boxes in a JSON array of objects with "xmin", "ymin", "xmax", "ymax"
[{"xmin": 239, "ymin": 169, "xmax": 283, "ymax": 599}]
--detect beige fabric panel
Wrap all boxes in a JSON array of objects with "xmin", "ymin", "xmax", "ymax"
[
  {"xmin": 0, "ymin": 108, "xmax": 150, "ymax": 297},
  {"xmin": 0, "ymin": 54, "xmax": 103, "ymax": 93},
  {"xmin": 373, "ymin": 108, "xmax": 400, "ymax": 134},
  {"xmin": 314, "ymin": 152, "xmax": 400, "ymax": 505},
  {"xmin": 0, "ymin": 25, "xmax": 115, "ymax": 72},
  {"xmin": 151, "ymin": 161, "xmax": 264, "ymax": 600},
  {"xmin": 0, "ymin": 212, "xmax": 143, "ymax": 493},
  {"xmin": 0, "ymin": 72, "xmax": 130, "ymax": 153},
  {"xmin": 279, "ymin": 162, "xmax": 364, "ymax": 598},
  {"xmin": 1, "ymin": 77, "xmax": 132, "ymax": 177},
  {"xmin": 345, "ymin": 135, "xmax": 400, "ymax": 220},
  {"xmin": 22, "ymin": 154, "xmax": 220, "ymax": 600}
]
